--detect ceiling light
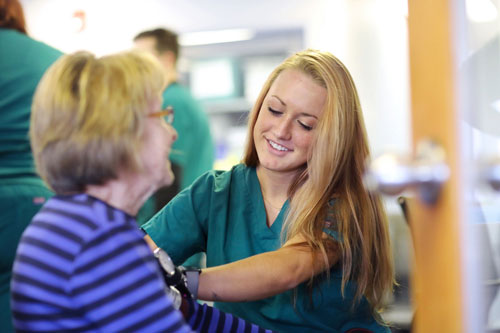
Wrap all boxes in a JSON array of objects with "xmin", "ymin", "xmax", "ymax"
[
  {"xmin": 179, "ymin": 29, "xmax": 255, "ymax": 46},
  {"xmin": 466, "ymin": 0, "xmax": 498, "ymax": 23}
]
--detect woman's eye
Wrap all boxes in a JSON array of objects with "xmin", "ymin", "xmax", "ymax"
[
  {"xmin": 268, "ymin": 107, "xmax": 282, "ymax": 115},
  {"xmin": 298, "ymin": 121, "xmax": 313, "ymax": 131}
]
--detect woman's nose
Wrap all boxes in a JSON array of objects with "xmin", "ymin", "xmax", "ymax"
[
  {"xmin": 168, "ymin": 124, "xmax": 178, "ymax": 142},
  {"xmin": 275, "ymin": 117, "xmax": 292, "ymax": 140}
]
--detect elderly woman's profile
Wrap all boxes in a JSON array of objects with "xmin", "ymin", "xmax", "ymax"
[{"xmin": 9, "ymin": 50, "xmax": 271, "ymax": 333}]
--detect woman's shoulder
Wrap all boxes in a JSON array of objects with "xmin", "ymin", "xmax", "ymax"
[
  {"xmin": 213, "ymin": 163, "xmax": 252, "ymax": 176},
  {"xmin": 192, "ymin": 163, "xmax": 254, "ymax": 190}
]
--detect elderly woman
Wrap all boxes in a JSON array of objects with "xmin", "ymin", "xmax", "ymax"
[{"xmin": 10, "ymin": 51, "xmax": 271, "ymax": 333}]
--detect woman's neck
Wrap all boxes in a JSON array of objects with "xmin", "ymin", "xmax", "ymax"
[
  {"xmin": 85, "ymin": 172, "xmax": 155, "ymax": 216},
  {"xmin": 256, "ymin": 166, "xmax": 298, "ymax": 226},
  {"xmin": 257, "ymin": 168, "xmax": 289, "ymax": 199}
]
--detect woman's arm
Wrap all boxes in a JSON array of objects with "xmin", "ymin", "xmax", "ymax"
[
  {"xmin": 197, "ymin": 233, "xmax": 340, "ymax": 302},
  {"xmin": 145, "ymin": 232, "xmax": 340, "ymax": 302}
]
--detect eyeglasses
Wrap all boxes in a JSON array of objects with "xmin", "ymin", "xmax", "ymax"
[{"xmin": 148, "ymin": 106, "xmax": 174, "ymax": 124}]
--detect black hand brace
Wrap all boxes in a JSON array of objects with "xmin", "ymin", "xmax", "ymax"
[{"xmin": 153, "ymin": 247, "xmax": 200, "ymax": 299}]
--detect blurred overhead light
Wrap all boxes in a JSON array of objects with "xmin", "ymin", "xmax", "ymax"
[
  {"xmin": 491, "ymin": 99, "xmax": 500, "ymax": 113},
  {"xmin": 466, "ymin": 0, "xmax": 498, "ymax": 23},
  {"xmin": 71, "ymin": 10, "xmax": 86, "ymax": 33},
  {"xmin": 402, "ymin": 0, "xmax": 408, "ymax": 17},
  {"xmin": 179, "ymin": 29, "xmax": 255, "ymax": 46}
]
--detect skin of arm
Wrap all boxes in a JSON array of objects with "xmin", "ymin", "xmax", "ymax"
[
  {"xmin": 144, "ymin": 233, "xmax": 339, "ymax": 302},
  {"xmin": 198, "ymin": 233, "xmax": 339, "ymax": 302}
]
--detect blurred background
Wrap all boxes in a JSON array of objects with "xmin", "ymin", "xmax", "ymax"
[
  {"xmin": 20, "ymin": 0, "xmax": 412, "ymax": 167},
  {"xmin": 17, "ymin": 0, "xmax": 500, "ymax": 331}
]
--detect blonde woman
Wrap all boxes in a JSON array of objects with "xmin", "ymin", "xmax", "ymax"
[
  {"xmin": 143, "ymin": 49, "xmax": 394, "ymax": 332},
  {"xmin": 10, "ymin": 50, "xmax": 272, "ymax": 333}
]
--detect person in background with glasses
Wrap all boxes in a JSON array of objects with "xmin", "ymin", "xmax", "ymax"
[{"xmin": 10, "ymin": 50, "xmax": 272, "ymax": 333}]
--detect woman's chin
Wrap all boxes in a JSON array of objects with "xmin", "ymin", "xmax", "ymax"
[{"xmin": 162, "ymin": 168, "xmax": 175, "ymax": 187}]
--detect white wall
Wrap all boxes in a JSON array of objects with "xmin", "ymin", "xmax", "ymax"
[{"xmin": 20, "ymin": 0, "xmax": 412, "ymax": 158}]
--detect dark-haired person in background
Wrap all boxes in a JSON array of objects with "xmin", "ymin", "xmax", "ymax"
[{"xmin": 0, "ymin": 0, "xmax": 63, "ymax": 331}]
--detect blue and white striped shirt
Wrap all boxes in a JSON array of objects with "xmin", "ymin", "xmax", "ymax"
[{"xmin": 11, "ymin": 194, "xmax": 272, "ymax": 333}]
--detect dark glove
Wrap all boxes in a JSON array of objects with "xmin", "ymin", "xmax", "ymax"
[
  {"xmin": 180, "ymin": 266, "xmax": 201, "ymax": 299},
  {"xmin": 153, "ymin": 247, "xmax": 197, "ymax": 299}
]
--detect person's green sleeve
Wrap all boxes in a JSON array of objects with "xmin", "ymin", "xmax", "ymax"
[{"xmin": 142, "ymin": 172, "xmax": 214, "ymax": 265}]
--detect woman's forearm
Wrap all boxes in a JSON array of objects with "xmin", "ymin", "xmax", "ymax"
[
  {"xmin": 198, "ymin": 247, "xmax": 304, "ymax": 301},
  {"xmin": 198, "ymin": 235, "xmax": 339, "ymax": 302},
  {"xmin": 146, "ymin": 232, "xmax": 339, "ymax": 303}
]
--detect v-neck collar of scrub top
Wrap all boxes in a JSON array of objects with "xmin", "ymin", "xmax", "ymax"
[{"xmin": 246, "ymin": 166, "xmax": 289, "ymax": 238}]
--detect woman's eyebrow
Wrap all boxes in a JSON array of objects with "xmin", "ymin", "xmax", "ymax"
[
  {"xmin": 270, "ymin": 95, "xmax": 286, "ymax": 106},
  {"xmin": 270, "ymin": 95, "xmax": 318, "ymax": 119},
  {"xmin": 300, "ymin": 113, "xmax": 318, "ymax": 119}
]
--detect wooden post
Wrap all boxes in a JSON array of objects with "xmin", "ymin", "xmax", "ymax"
[{"xmin": 407, "ymin": 0, "xmax": 465, "ymax": 331}]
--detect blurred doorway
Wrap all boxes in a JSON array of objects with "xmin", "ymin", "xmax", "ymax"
[{"xmin": 407, "ymin": 0, "xmax": 500, "ymax": 332}]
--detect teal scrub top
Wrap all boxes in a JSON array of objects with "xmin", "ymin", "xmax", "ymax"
[
  {"xmin": 143, "ymin": 164, "xmax": 389, "ymax": 333},
  {"xmin": 0, "ymin": 28, "xmax": 62, "ymax": 333},
  {"xmin": 162, "ymin": 82, "xmax": 214, "ymax": 190},
  {"xmin": 0, "ymin": 29, "xmax": 63, "ymax": 178}
]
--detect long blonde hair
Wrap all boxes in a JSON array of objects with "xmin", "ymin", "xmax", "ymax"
[{"xmin": 243, "ymin": 49, "xmax": 393, "ymax": 311}]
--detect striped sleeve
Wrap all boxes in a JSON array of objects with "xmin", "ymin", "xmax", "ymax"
[
  {"xmin": 187, "ymin": 300, "xmax": 273, "ymax": 333},
  {"xmin": 69, "ymin": 223, "xmax": 193, "ymax": 333}
]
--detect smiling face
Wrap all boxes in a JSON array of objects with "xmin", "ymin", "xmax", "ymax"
[{"xmin": 253, "ymin": 69, "xmax": 327, "ymax": 174}]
